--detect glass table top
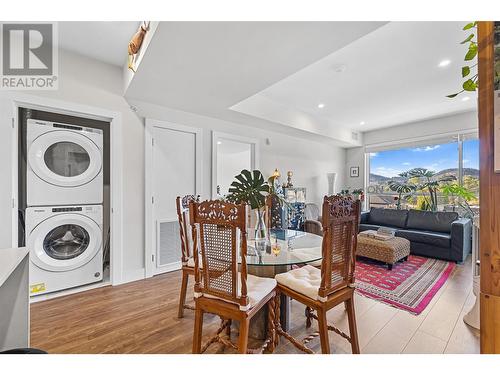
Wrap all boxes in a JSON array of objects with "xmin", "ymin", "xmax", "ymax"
[{"xmin": 244, "ymin": 229, "xmax": 322, "ymax": 266}]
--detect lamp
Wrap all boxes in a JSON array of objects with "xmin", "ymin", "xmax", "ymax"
[{"xmin": 327, "ymin": 173, "xmax": 337, "ymax": 196}]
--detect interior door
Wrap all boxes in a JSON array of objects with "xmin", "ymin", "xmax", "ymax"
[{"xmin": 146, "ymin": 120, "xmax": 202, "ymax": 275}]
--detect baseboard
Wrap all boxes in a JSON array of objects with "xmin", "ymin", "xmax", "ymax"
[
  {"xmin": 117, "ymin": 268, "xmax": 146, "ymax": 285},
  {"xmin": 30, "ymin": 278, "xmax": 111, "ymax": 303}
]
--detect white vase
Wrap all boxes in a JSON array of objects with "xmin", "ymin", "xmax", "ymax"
[{"xmin": 327, "ymin": 173, "xmax": 337, "ymax": 196}]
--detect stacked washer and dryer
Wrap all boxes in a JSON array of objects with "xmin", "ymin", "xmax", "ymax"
[{"xmin": 26, "ymin": 119, "xmax": 104, "ymax": 296}]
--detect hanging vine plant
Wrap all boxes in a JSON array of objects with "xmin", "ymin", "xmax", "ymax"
[{"xmin": 447, "ymin": 22, "xmax": 478, "ymax": 98}]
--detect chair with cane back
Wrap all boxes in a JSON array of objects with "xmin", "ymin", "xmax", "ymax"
[
  {"xmin": 190, "ymin": 199, "xmax": 277, "ymax": 354},
  {"xmin": 176, "ymin": 194, "xmax": 200, "ymax": 318},
  {"xmin": 274, "ymin": 195, "xmax": 361, "ymax": 354}
]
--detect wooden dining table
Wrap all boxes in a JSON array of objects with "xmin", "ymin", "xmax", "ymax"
[{"xmin": 241, "ymin": 229, "xmax": 323, "ymax": 339}]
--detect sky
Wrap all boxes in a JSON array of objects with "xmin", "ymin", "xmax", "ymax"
[{"xmin": 370, "ymin": 139, "xmax": 479, "ymax": 178}]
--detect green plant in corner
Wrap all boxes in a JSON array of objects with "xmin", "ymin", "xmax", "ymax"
[
  {"xmin": 441, "ymin": 183, "xmax": 477, "ymax": 218},
  {"xmin": 447, "ymin": 22, "xmax": 478, "ymax": 98}
]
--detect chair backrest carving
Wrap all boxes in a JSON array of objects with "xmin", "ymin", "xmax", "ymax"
[
  {"xmin": 189, "ymin": 199, "xmax": 249, "ymax": 308},
  {"xmin": 176, "ymin": 195, "xmax": 200, "ymax": 264},
  {"xmin": 318, "ymin": 195, "xmax": 360, "ymax": 300}
]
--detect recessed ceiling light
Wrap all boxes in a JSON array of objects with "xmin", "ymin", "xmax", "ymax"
[
  {"xmin": 317, "ymin": 103, "xmax": 325, "ymax": 109},
  {"xmin": 438, "ymin": 59, "xmax": 451, "ymax": 67},
  {"xmin": 461, "ymin": 96, "xmax": 470, "ymax": 102},
  {"xmin": 360, "ymin": 121, "xmax": 366, "ymax": 125},
  {"xmin": 217, "ymin": 141, "xmax": 222, "ymax": 145},
  {"xmin": 332, "ymin": 64, "xmax": 347, "ymax": 73}
]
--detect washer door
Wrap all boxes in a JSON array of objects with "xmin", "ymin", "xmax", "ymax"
[
  {"xmin": 28, "ymin": 130, "xmax": 102, "ymax": 187},
  {"xmin": 29, "ymin": 213, "xmax": 101, "ymax": 272}
]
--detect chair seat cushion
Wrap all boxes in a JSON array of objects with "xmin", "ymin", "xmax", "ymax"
[
  {"xmin": 275, "ymin": 265, "xmax": 321, "ymax": 300},
  {"xmin": 186, "ymin": 257, "xmax": 203, "ymax": 268},
  {"xmin": 203, "ymin": 273, "xmax": 276, "ymax": 310}
]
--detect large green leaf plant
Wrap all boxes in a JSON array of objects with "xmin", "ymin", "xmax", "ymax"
[
  {"xmin": 387, "ymin": 172, "xmax": 416, "ymax": 210},
  {"xmin": 407, "ymin": 168, "xmax": 456, "ymax": 211},
  {"xmin": 226, "ymin": 169, "xmax": 270, "ymax": 209},
  {"xmin": 226, "ymin": 169, "xmax": 270, "ymax": 240}
]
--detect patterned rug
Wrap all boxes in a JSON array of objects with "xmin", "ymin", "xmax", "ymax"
[{"xmin": 354, "ymin": 255, "xmax": 455, "ymax": 314}]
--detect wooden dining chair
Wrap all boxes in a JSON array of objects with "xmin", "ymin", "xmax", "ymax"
[
  {"xmin": 176, "ymin": 194, "xmax": 200, "ymax": 318},
  {"xmin": 274, "ymin": 195, "xmax": 361, "ymax": 354},
  {"xmin": 189, "ymin": 199, "xmax": 277, "ymax": 354}
]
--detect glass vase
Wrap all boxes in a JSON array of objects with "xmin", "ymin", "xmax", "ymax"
[{"xmin": 254, "ymin": 209, "xmax": 269, "ymax": 253}]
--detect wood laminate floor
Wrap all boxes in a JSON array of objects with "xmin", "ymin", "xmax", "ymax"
[{"xmin": 30, "ymin": 256, "xmax": 479, "ymax": 354}]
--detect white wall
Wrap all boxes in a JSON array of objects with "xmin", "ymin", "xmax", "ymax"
[
  {"xmin": 344, "ymin": 110, "xmax": 478, "ymax": 192},
  {"xmin": 363, "ymin": 111, "xmax": 478, "ymax": 146},
  {"xmin": 0, "ymin": 50, "xmax": 146, "ymax": 283},
  {"xmin": 217, "ymin": 147, "xmax": 252, "ymax": 196},
  {"xmin": 345, "ymin": 147, "xmax": 365, "ymax": 191},
  {"xmin": 130, "ymin": 99, "xmax": 346, "ymax": 207},
  {"xmin": 0, "ymin": 49, "xmax": 347, "ymax": 286}
]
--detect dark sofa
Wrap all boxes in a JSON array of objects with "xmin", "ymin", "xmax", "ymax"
[{"xmin": 359, "ymin": 208, "xmax": 472, "ymax": 263}]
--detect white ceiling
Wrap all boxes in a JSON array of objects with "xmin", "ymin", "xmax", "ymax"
[
  {"xmin": 125, "ymin": 21, "xmax": 387, "ymax": 146},
  {"xmin": 58, "ymin": 21, "xmax": 140, "ymax": 67},
  {"xmin": 232, "ymin": 21, "xmax": 477, "ymax": 133},
  {"xmin": 68, "ymin": 21, "xmax": 476, "ymax": 144}
]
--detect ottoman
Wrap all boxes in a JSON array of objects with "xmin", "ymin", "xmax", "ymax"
[{"xmin": 356, "ymin": 234, "xmax": 410, "ymax": 270}]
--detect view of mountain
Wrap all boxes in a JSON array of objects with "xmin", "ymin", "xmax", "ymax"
[{"xmin": 369, "ymin": 168, "xmax": 479, "ymax": 184}]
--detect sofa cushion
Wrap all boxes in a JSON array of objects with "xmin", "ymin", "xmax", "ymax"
[
  {"xmin": 396, "ymin": 229, "xmax": 451, "ymax": 248},
  {"xmin": 367, "ymin": 208, "xmax": 408, "ymax": 228},
  {"xmin": 409, "ymin": 241, "xmax": 451, "ymax": 260},
  {"xmin": 406, "ymin": 210, "xmax": 458, "ymax": 233}
]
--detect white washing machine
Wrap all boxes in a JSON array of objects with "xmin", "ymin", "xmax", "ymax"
[
  {"xmin": 27, "ymin": 119, "xmax": 103, "ymax": 206},
  {"xmin": 26, "ymin": 205, "xmax": 103, "ymax": 295}
]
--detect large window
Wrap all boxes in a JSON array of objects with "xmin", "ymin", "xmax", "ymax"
[
  {"xmin": 366, "ymin": 133, "xmax": 479, "ymax": 212},
  {"xmin": 462, "ymin": 136, "xmax": 480, "ymax": 205}
]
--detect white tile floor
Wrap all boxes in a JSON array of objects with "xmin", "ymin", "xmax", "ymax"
[{"xmin": 283, "ymin": 255, "xmax": 479, "ymax": 354}]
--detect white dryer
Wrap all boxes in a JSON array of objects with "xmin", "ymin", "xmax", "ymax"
[
  {"xmin": 26, "ymin": 205, "xmax": 103, "ymax": 295},
  {"xmin": 27, "ymin": 119, "xmax": 103, "ymax": 206}
]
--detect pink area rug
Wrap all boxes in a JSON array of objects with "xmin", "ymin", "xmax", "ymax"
[{"xmin": 354, "ymin": 255, "xmax": 455, "ymax": 314}]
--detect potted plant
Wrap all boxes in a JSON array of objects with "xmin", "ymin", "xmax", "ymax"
[
  {"xmin": 340, "ymin": 189, "xmax": 351, "ymax": 197},
  {"xmin": 352, "ymin": 189, "xmax": 364, "ymax": 201},
  {"xmin": 226, "ymin": 169, "xmax": 270, "ymax": 244}
]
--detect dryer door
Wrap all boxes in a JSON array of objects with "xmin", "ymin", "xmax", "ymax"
[
  {"xmin": 28, "ymin": 130, "xmax": 102, "ymax": 187},
  {"xmin": 29, "ymin": 213, "xmax": 102, "ymax": 272}
]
